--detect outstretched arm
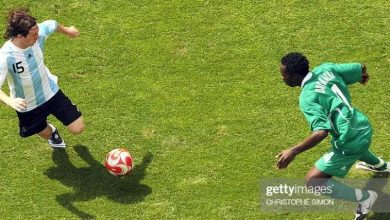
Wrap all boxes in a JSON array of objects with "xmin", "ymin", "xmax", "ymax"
[
  {"xmin": 56, "ymin": 24, "xmax": 80, "ymax": 38},
  {"xmin": 332, "ymin": 63, "xmax": 369, "ymax": 85},
  {"xmin": 360, "ymin": 64, "xmax": 369, "ymax": 85},
  {"xmin": 276, "ymin": 130, "xmax": 329, "ymax": 169}
]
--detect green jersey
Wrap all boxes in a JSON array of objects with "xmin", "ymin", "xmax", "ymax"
[{"xmin": 299, "ymin": 63, "xmax": 371, "ymax": 156}]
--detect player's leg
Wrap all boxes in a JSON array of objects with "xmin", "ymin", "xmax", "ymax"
[
  {"xmin": 307, "ymin": 166, "xmax": 377, "ymax": 220},
  {"xmin": 35, "ymin": 122, "xmax": 66, "ymax": 148},
  {"xmin": 356, "ymin": 150, "xmax": 390, "ymax": 172},
  {"xmin": 348, "ymin": 125, "xmax": 389, "ymax": 172},
  {"xmin": 16, "ymin": 103, "xmax": 65, "ymax": 148},
  {"xmin": 38, "ymin": 123, "xmax": 66, "ymax": 148},
  {"xmin": 314, "ymin": 152, "xmax": 378, "ymax": 219},
  {"xmin": 67, "ymin": 116, "xmax": 84, "ymax": 135},
  {"xmin": 16, "ymin": 105, "xmax": 47, "ymax": 138},
  {"xmin": 50, "ymin": 89, "xmax": 84, "ymax": 135},
  {"xmin": 305, "ymin": 166, "xmax": 331, "ymax": 188},
  {"xmin": 36, "ymin": 125, "xmax": 52, "ymax": 139},
  {"xmin": 306, "ymin": 166, "xmax": 372, "ymax": 202}
]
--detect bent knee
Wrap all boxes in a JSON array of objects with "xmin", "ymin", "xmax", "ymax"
[
  {"xmin": 305, "ymin": 175, "xmax": 329, "ymax": 187},
  {"xmin": 305, "ymin": 176, "xmax": 315, "ymax": 187},
  {"xmin": 68, "ymin": 123, "xmax": 85, "ymax": 135}
]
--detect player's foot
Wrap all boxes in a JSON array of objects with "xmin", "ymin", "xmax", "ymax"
[
  {"xmin": 48, "ymin": 124, "xmax": 66, "ymax": 148},
  {"xmin": 354, "ymin": 190, "xmax": 378, "ymax": 220},
  {"xmin": 355, "ymin": 162, "xmax": 390, "ymax": 172}
]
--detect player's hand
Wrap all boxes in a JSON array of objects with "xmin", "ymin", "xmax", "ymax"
[
  {"xmin": 276, "ymin": 148, "xmax": 297, "ymax": 169},
  {"xmin": 360, "ymin": 72, "xmax": 369, "ymax": 85},
  {"xmin": 66, "ymin": 26, "xmax": 80, "ymax": 38},
  {"xmin": 360, "ymin": 64, "xmax": 369, "ymax": 85},
  {"xmin": 8, "ymin": 97, "xmax": 27, "ymax": 111}
]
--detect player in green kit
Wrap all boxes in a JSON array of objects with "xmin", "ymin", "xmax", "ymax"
[{"xmin": 276, "ymin": 52, "xmax": 389, "ymax": 220}]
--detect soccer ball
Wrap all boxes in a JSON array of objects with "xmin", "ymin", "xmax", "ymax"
[{"xmin": 104, "ymin": 148, "xmax": 133, "ymax": 176}]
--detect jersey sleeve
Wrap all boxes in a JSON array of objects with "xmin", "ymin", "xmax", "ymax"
[
  {"xmin": 331, "ymin": 63, "xmax": 362, "ymax": 85},
  {"xmin": 38, "ymin": 20, "xmax": 58, "ymax": 50},
  {"xmin": 38, "ymin": 20, "xmax": 58, "ymax": 37},
  {"xmin": 300, "ymin": 100, "xmax": 331, "ymax": 132}
]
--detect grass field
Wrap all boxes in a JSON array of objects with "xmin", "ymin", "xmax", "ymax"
[{"xmin": 0, "ymin": 0, "xmax": 389, "ymax": 219}]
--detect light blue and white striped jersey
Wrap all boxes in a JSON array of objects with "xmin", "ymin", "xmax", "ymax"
[{"xmin": 0, "ymin": 20, "xmax": 60, "ymax": 112}]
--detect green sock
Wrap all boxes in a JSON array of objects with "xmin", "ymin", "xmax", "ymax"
[
  {"xmin": 360, "ymin": 150, "xmax": 381, "ymax": 165},
  {"xmin": 360, "ymin": 150, "xmax": 387, "ymax": 170},
  {"xmin": 377, "ymin": 162, "xmax": 388, "ymax": 171},
  {"xmin": 360, "ymin": 150, "xmax": 388, "ymax": 170},
  {"xmin": 324, "ymin": 179, "xmax": 369, "ymax": 202}
]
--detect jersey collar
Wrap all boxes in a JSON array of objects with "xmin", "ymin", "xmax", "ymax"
[{"xmin": 301, "ymin": 72, "xmax": 313, "ymax": 88}]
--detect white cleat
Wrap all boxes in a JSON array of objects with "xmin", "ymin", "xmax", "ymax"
[
  {"xmin": 354, "ymin": 190, "xmax": 378, "ymax": 220},
  {"xmin": 355, "ymin": 162, "xmax": 390, "ymax": 173}
]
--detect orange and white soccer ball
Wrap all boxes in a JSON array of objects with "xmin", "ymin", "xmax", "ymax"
[{"xmin": 104, "ymin": 148, "xmax": 133, "ymax": 176}]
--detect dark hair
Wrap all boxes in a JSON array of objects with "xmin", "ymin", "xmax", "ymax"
[
  {"xmin": 4, "ymin": 8, "xmax": 36, "ymax": 39},
  {"xmin": 281, "ymin": 52, "xmax": 309, "ymax": 77}
]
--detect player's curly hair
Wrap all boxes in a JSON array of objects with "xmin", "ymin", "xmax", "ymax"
[
  {"xmin": 281, "ymin": 52, "xmax": 309, "ymax": 77},
  {"xmin": 4, "ymin": 8, "xmax": 36, "ymax": 39}
]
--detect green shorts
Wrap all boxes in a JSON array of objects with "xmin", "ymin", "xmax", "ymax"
[
  {"xmin": 315, "ymin": 151, "xmax": 363, "ymax": 178},
  {"xmin": 316, "ymin": 124, "xmax": 373, "ymax": 177}
]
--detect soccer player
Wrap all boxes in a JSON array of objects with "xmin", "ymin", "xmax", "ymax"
[
  {"xmin": 0, "ymin": 8, "xmax": 84, "ymax": 148},
  {"xmin": 276, "ymin": 52, "xmax": 389, "ymax": 220}
]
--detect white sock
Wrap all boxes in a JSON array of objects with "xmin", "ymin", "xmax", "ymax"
[
  {"xmin": 373, "ymin": 158, "xmax": 385, "ymax": 168},
  {"xmin": 48, "ymin": 123, "xmax": 56, "ymax": 133}
]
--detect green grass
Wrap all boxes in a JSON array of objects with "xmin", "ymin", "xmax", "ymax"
[{"xmin": 0, "ymin": 0, "xmax": 389, "ymax": 219}]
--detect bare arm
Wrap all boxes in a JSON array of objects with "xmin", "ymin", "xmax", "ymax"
[
  {"xmin": 276, "ymin": 130, "xmax": 329, "ymax": 169},
  {"xmin": 360, "ymin": 64, "xmax": 369, "ymax": 85},
  {"xmin": 56, "ymin": 24, "xmax": 80, "ymax": 38},
  {"xmin": 0, "ymin": 90, "xmax": 26, "ymax": 111}
]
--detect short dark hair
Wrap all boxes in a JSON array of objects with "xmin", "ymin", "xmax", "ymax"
[
  {"xmin": 281, "ymin": 52, "xmax": 309, "ymax": 77},
  {"xmin": 4, "ymin": 8, "xmax": 36, "ymax": 39}
]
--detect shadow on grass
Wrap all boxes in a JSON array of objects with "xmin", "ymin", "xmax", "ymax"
[{"xmin": 44, "ymin": 145, "xmax": 152, "ymax": 219}]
